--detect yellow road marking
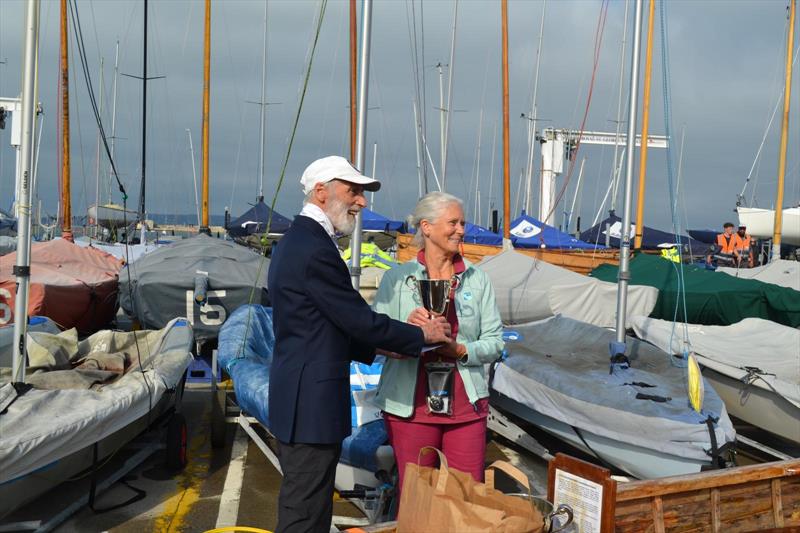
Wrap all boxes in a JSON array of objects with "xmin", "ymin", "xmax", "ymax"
[{"xmin": 154, "ymin": 412, "xmax": 211, "ymax": 532}]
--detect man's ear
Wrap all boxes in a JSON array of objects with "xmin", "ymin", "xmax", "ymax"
[{"xmin": 314, "ymin": 182, "xmax": 329, "ymax": 203}]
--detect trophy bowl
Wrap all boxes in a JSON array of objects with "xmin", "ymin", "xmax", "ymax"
[{"xmin": 407, "ymin": 277, "xmax": 454, "ymax": 316}]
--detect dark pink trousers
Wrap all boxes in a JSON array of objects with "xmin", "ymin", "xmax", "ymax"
[{"xmin": 384, "ymin": 415, "xmax": 487, "ymax": 505}]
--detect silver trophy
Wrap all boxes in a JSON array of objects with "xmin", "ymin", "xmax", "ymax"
[{"xmin": 406, "ymin": 276, "xmax": 459, "ymax": 316}]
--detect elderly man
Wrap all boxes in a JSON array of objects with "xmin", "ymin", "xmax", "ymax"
[{"xmin": 268, "ymin": 156, "xmax": 451, "ymax": 533}]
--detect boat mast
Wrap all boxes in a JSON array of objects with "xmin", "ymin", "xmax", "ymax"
[
  {"xmin": 12, "ymin": 0, "xmax": 40, "ymax": 384},
  {"xmin": 93, "ymin": 56, "xmax": 104, "ymax": 236},
  {"xmin": 350, "ymin": 0, "xmax": 357, "ymax": 163},
  {"xmin": 610, "ymin": 0, "xmax": 630, "ymax": 214},
  {"xmin": 440, "ymin": 0, "xmax": 458, "ymax": 191},
  {"xmin": 350, "ymin": 0, "xmax": 373, "ymax": 289},
  {"xmin": 633, "ymin": 0, "xmax": 655, "ymax": 250},
  {"xmin": 524, "ymin": 0, "xmax": 546, "ymax": 216},
  {"xmin": 200, "ymin": 0, "xmax": 211, "ymax": 234},
  {"xmin": 256, "ymin": 0, "xmax": 267, "ymax": 203},
  {"xmin": 139, "ymin": 0, "xmax": 148, "ymax": 224},
  {"xmin": 501, "ymin": 0, "xmax": 510, "ymax": 243},
  {"xmin": 611, "ymin": 0, "xmax": 644, "ymax": 363},
  {"xmin": 771, "ymin": 0, "xmax": 796, "ymax": 262},
  {"xmin": 60, "ymin": 0, "xmax": 72, "ymax": 242},
  {"xmin": 107, "ymin": 40, "xmax": 119, "ymax": 205},
  {"xmin": 186, "ymin": 128, "xmax": 200, "ymax": 226}
]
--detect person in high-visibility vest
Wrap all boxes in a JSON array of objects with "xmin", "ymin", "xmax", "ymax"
[
  {"xmin": 733, "ymin": 224, "xmax": 754, "ymax": 268},
  {"xmin": 707, "ymin": 222, "xmax": 737, "ymax": 266}
]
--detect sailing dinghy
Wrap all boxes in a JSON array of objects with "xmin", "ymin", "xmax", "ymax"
[{"xmin": 490, "ymin": 315, "xmax": 736, "ymax": 479}]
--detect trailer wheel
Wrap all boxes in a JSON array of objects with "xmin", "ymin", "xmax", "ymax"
[
  {"xmin": 211, "ymin": 388, "xmax": 227, "ymax": 448},
  {"xmin": 166, "ymin": 413, "xmax": 188, "ymax": 470}
]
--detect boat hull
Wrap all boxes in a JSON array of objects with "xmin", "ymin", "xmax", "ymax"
[
  {"xmin": 702, "ymin": 367, "xmax": 800, "ymax": 445},
  {"xmin": 88, "ymin": 204, "xmax": 139, "ymax": 230},
  {"xmin": 738, "ymin": 206, "xmax": 800, "ymax": 246},
  {"xmin": 491, "ymin": 391, "xmax": 710, "ymax": 480}
]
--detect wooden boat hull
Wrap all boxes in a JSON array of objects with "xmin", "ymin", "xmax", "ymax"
[
  {"xmin": 395, "ymin": 233, "xmax": 618, "ymax": 274},
  {"xmin": 615, "ymin": 459, "xmax": 800, "ymax": 531},
  {"xmin": 703, "ymin": 367, "xmax": 800, "ymax": 445}
]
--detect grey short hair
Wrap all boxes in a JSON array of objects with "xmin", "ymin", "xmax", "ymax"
[
  {"xmin": 302, "ymin": 180, "xmax": 335, "ymax": 205},
  {"xmin": 407, "ymin": 192, "xmax": 464, "ymax": 248}
]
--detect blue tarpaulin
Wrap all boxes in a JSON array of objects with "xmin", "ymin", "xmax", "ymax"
[
  {"xmin": 510, "ymin": 214, "xmax": 601, "ymax": 250},
  {"xmin": 580, "ymin": 213, "xmax": 706, "ymax": 252},
  {"xmin": 463, "ymin": 222, "xmax": 503, "ymax": 246},
  {"xmin": 228, "ymin": 200, "xmax": 293, "ymax": 237},
  {"xmin": 361, "ymin": 208, "xmax": 405, "ymax": 232}
]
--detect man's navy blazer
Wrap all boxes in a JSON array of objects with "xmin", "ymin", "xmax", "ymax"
[{"xmin": 267, "ymin": 215, "xmax": 424, "ymax": 444}]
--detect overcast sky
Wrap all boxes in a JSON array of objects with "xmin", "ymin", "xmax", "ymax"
[{"xmin": 0, "ymin": 0, "xmax": 798, "ymax": 233}]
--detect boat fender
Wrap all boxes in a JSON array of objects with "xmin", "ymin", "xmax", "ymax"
[{"xmin": 194, "ymin": 274, "xmax": 209, "ymax": 305}]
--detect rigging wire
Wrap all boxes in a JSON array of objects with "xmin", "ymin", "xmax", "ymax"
[{"xmin": 542, "ymin": 0, "xmax": 610, "ymax": 225}]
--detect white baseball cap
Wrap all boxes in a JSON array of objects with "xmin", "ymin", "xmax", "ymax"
[{"xmin": 300, "ymin": 155, "xmax": 381, "ymax": 195}]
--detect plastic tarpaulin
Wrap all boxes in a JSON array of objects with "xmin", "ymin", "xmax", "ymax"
[
  {"xmin": 227, "ymin": 200, "xmax": 292, "ymax": 237},
  {"xmin": 463, "ymin": 223, "xmax": 503, "ymax": 246},
  {"xmin": 119, "ymin": 234, "xmax": 269, "ymax": 341},
  {"xmin": 360, "ymin": 208, "xmax": 405, "ymax": 232},
  {"xmin": 591, "ymin": 253, "xmax": 800, "ymax": 328},
  {"xmin": 510, "ymin": 214, "xmax": 600, "ymax": 250},
  {"xmin": 216, "ymin": 304, "xmax": 388, "ymax": 472},
  {"xmin": 580, "ymin": 214, "xmax": 705, "ymax": 252},
  {"xmin": 717, "ymin": 259, "xmax": 800, "ymax": 291},
  {"xmin": 491, "ymin": 316, "xmax": 735, "ymax": 465},
  {"xmin": 217, "ymin": 304, "xmax": 274, "ymax": 427},
  {"xmin": 478, "ymin": 250, "xmax": 657, "ymax": 328},
  {"xmin": 0, "ymin": 209, "xmax": 15, "ymax": 237},
  {"xmin": 631, "ymin": 316, "xmax": 800, "ymax": 409},
  {"xmin": 0, "ymin": 319, "xmax": 193, "ymax": 484},
  {"xmin": 0, "ymin": 239, "xmax": 122, "ymax": 334}
]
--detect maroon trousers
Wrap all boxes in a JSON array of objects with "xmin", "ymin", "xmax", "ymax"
[{"xmin": 385, "ymin": 415, "xmax": 487, "ymax": 504}]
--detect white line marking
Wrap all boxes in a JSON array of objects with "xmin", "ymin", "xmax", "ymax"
[{"xmin": 215, "ymin": 425, "xmax": 249, "ymax": 528}]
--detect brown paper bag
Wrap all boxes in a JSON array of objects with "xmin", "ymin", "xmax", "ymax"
[{"xmin": 396, "ymin": 447, "xmax": 544, "ymax": 533}]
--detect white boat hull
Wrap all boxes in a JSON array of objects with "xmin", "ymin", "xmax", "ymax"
[
  {"xmin": 88, "ymin": 204, "xmax": 138, "ymax": 230},
  {"xmin": 491, "ymin": 391, "xmax": 711, "ymax": 480},
  {"xmin": 737, "ymin": 206, "xmax": 800, "ymax": 246},
  {"xmin": 702, "ymin": 367, "xmax": 800, "ymax": 445}
]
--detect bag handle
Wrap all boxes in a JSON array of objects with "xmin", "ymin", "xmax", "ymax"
[
  {"xmin": 417, "ymin": 446, "xmax": 449, "ymax": 493},
  {"xmin": 485, "ymin": 460, "xmax": 531, "ymax": 491}
]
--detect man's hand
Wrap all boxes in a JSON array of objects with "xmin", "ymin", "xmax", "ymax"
[
  {"xmin": 407, "ymin": 307, "xmax": 430, "ymax": 326},
  {"xmin": 420, "ymin": 315, "xmax": 451, "ymax": 345}
]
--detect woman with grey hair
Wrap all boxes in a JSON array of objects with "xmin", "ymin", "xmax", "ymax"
[{"xmin": 372, "ymin": 191, "xmax": 504, "ymax": 507}]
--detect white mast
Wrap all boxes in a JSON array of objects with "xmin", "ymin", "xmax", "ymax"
[
  {"xmin": 107, "ymin": 40, "xmax": 119, "ymax": 204},
  {"xmin": 93, "ymin": 56, "xmax": 104, "ymax": 236},
  {"xmin": 524, "ymin": 0, "xmax": 546, "ymax": 215},
  {"xmin": 611, "ymin": 0, "xmax": 644, "ymax": 363},
  {"xmin": 440, "ymin": 0, "xmax": 458, "ymax": 190},
  {"xmin": 257, "ymin": 0, "xmax": 268, "ymax": 202},
  {"xmin": 350, "ymin": 0, "xmax": 373, "ymax": 289},
  {"xmin": 186, "ymin": 128, "xmax": 200, "ymax": 226},
  {"xmin": 12, "ymin": 0, "xmax": 40, "ymax": 384},
  {"xmin": 610, "ymin": 0, "xmax": 631, "ymax": 214}
]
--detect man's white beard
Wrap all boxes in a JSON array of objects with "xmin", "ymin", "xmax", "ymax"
[{"xmin": 326, "ymin": 196, "xmax": 357, "ymax": 235}]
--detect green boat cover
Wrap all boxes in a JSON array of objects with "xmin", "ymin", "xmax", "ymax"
[{"xmin": 590, "ymin": 253, "xmax": 800, "ymax": 327}]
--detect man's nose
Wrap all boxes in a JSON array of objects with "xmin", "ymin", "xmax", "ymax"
[{"xmin": 355, "ymin": 193, "xmax": 367, "ymax": 208}]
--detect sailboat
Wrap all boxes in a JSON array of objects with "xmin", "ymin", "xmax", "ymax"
[
  {"xmin": 487, "ymin": 0, "xmax": 735, "ymax": 479},
  {"xmin": 0, "ymin": 1, "xmax": 194, "ymax": 526}
]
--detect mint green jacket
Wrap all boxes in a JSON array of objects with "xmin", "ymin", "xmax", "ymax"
[{"xmin": 372, "ymin": 257, "xmax": 504, "ymax": 418}]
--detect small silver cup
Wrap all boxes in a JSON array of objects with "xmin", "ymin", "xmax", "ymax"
[{"xmin": 406, "ymin": 276, "xmax": 458, "ymax": 316}]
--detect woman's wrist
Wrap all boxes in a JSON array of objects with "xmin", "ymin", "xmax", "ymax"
[{"xmin": 455, "ymin": 343, "xmax": 468, "ymax": 361}]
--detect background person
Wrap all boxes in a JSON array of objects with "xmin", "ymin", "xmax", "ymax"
[
  {"xmin": 707, "ymin": 222, "xmax": 737, "ymax": 266},
  {"xmin": 268, "ymin": 156, "xmax": 452, "ymax": 533},
  {"xmin": 734, "ymin": 224, "xmax": 754, "ymax": 268},
  {"xmin": 372, "ymin": 191, "xmax": 504, "ymax": 508}
]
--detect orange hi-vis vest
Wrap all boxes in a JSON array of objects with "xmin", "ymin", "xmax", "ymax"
[
  {"xmin": 733, "ymin": 233, "xmax": 751, "ymax": 252},
  {"xmin": 715, "ymin": 233, "xmax": 737, "ymax": 254}
]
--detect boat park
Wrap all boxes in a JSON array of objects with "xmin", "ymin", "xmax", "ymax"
[{"xmin": 1, "ymin": 0, "xmax": 799, "ymax": 532}]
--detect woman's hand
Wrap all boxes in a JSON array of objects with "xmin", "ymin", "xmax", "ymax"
[
  {"xmin": 434, "ymin": 339, "xmax": 463, "ymax": 360},
  {"xmin": 406, "ymin": 307, "xmax": 431, "ymax": 326}
]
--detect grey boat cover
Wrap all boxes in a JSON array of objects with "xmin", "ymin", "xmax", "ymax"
[
  {"xmin": 491, "ymin": 316, "xmax": 735, "ymax": 465},
  {"xmin": 717, "ymin": 260, "xmax": 800, "ymax": 291},
  {"xmin": 631, "ymin": 316, "xmax": 800, "ymax": 409},
  {"xmin": 0, "ymin": 318, "xmax": 193, "ymax": 483},
  {"xmin": 0, "ymin": 236, "xmax": 15, "ymax": 256},
  {"xmin": 478, "ymin": 250, "xmax": 658, "ymax": 328},
  {"xmin": 120, "ymin": 234, "xmax": 269, "ymax": 341}
]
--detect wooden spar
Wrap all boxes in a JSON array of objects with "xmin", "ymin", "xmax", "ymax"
[
  {"xmin": 501, "ymin": 0, "xmax": 510, "ymax": 241},
  {"xmin": 771, "ymin": 0, "xmax": 796, "ymax": 261},
  {"xmin": 350, "ymin": 0, "xmax": 357, "ymax": 163},
  {"xmin": 200, "ymin": 0, "xmax": 211, "ymax": 232},
  {"xmin": 60, "ymin": 0, "xmax": 72, "ymax": 242},
  {"xmin": 633, "ymin": 0, "xmax": 655, "ymax": 250}
]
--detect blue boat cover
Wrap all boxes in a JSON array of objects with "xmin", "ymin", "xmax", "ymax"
[
  {"xmin": 217, "ymin": 304, "xmax": 388, "ymax": 471},
  {"xmin": 688, "ymin": 229, "xmax": 718, "ymax": 245},
  {"xmin": 228, "ymin": 200, "xmax": 293, "ymax": 237},
  {"xmin": 510, "ymin": 214, "xmax": 602, "ymax": 250},
  {"xmin": 463, "ymin": 222, "xmax": 503, "ymax": 246},
  {"xmin": 580, "ymin": 213, "xmax": 706, "ymax": 252},
  {"xmin": 361, "ymin": 208, "xmax": 405, "ymax": 232}
]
